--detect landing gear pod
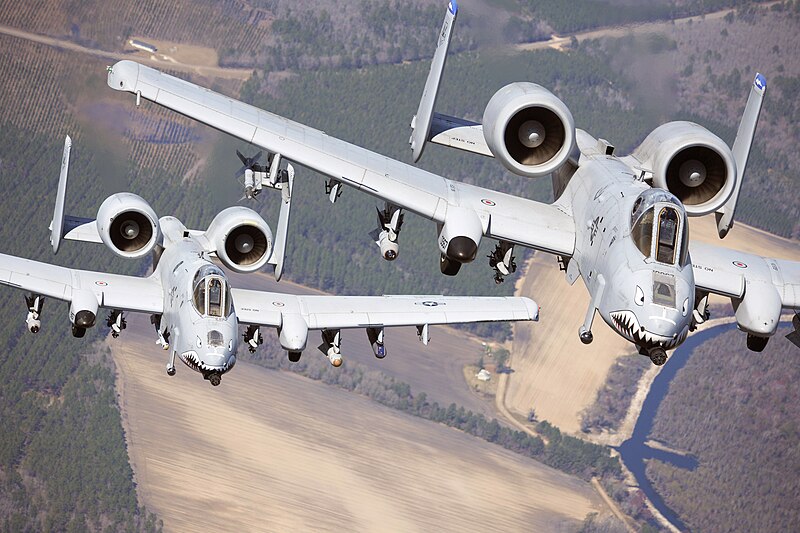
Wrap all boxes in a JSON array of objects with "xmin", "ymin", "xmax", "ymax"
[{"xmin": 69, "ymin": 289, "xmax": 98, "ymax": 337}]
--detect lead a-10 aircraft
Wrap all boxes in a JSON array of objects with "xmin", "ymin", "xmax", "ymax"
[
  {"xmin": 106, "ymin": 1, "xmax": 800, "ymax": 364},
  {"xmin": 0, "ymin": 137, "xmax": 537, "ymax": 386}
]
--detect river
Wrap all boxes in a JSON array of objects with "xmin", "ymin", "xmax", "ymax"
[{"xmin": 617, "ymin": 323, "xmax": 737, "ymax": 531}]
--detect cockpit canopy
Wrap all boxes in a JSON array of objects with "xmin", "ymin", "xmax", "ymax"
[
  {"xmin": 192, "ymin": 265, "xmax": 232, "ymax": 318},
  {"xmin": 630, "ymin": 189, "xmax": 689, "ymax": 266}
]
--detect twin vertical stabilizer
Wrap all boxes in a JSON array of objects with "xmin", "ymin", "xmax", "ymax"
[
  {"xmin": 410, "ymin": 1, "xmax": 458, "ymax": 162},
  {"xmin": 715, "ymin": 73, "xmax": 766, "ymax": 238}
]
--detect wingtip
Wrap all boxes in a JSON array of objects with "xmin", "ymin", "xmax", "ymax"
[{"xmin": 522, "ymin": 297, "xmax": 539, "ymax": 321}]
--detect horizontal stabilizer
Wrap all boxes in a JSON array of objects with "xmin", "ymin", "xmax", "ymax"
[
  {"xmin": 429, "ymin": 113, "xmax": 492, "ymax": 157},
  {"xmin": 789, "ymin": 314, "xmax": 800, "ymax": 349},
  {"xmin": 787, "ymin": 329, "xmax": 800, "ymax": 349},
  {"xmin": 64, "ymin": 217, "xmax": 102, "ymax": 244}
]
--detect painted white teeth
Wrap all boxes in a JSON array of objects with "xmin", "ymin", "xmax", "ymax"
[
  {"xmin": 610, "ymin": 310, "xmax": 682, "ymax": 349},
  {"xmin": 180, "ymin": 351, "xmax": 229, "ymax": 373}
]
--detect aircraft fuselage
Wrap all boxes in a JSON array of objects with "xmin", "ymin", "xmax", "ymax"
[
  {"xmin": 565, "ymin": 131, "xmax": 694, "ymax": 357},
  {"xmin": 154, "ymin": 218, "xmax": 239, "ymax": 383}
]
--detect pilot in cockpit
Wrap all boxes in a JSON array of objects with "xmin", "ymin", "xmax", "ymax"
[
  {"xmin": 630, "ymin": 189, "xmax": 689, "ymax": 268},
  {"xmin": 192, "ymin": 265, "xmax": 232, "ymax": 318}
]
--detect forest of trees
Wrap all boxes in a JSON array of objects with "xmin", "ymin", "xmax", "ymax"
[
  {"xmin": 581, "ymin": 354, "xmax": 651, "ymax": 433},
  {"xmin": 242, "ymin": 340, "xmax": 622, "ymax": 482},
  {"xmin": 0, "ymin": 123, "xmax": 163, "ymax": 530},
  {"xmin": 522, "ymin": 0, "xmax": 779, "ymax": 34},
  {"xmin": 644, "ymin": 326, "xmax": 800, "ymax": 533},
  {"xmin": 0, "ymin": 1, "xmax": 797, "ymax": 530}
]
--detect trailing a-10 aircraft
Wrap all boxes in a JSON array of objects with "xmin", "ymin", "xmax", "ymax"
[
  {"xmin": 0, "ymin": 137, "xmax": 537, "ymax": 386},
  {"xmin": 105, "ymin": 0, "xmax": 800, "ymax": 364}
]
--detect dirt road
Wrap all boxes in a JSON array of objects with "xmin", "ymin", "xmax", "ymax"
[
  {"xmin": 0, "ymin": 23, "xmax": 252, "ymax": 80},
  {"xmin": 516, "ymin": 2, "xmax": 782, "ymax": 52}
]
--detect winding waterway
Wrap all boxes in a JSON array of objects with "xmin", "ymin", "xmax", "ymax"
[{"xmin": 617, "ymin": 323, "xmax": 736, "ymax": 531}]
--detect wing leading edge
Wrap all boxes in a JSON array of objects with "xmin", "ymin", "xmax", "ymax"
[
  {"xmin": 231, "ymin": 288, "xmax": 537, "ymax": 330},
  {"xmin": 691, "ymin": 242, "xmax": 800, "ymax": 309},
  {"xmin": 107, "ymin": 61, "xmax": 575, "ymax": 257},
  {"xmin": 0, "ymin": 253, "xmax": 163, "ymax": 314}
]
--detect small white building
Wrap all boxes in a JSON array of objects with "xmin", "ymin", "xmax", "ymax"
[
  {"xmin": 129, "ymin": 39, "xmax": 158, "ymax": 54},
  {"xmin": 476, "ymin": 368, "xmax": 491, "ymax": 382}
]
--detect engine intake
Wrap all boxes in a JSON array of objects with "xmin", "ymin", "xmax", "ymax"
[
  {"xmin": 631, "ymin": 122, "xmax": 737, "ymax": 216},
  {"xmin": 483, "ymin": 82, "xmax": 576, "ymax": 178},
  {"xmin": 96, "ymin": 193, "xmax": 160, "ymax": 258},
  {"xmin": 205, "ymin": 206, "xmax": 273, "ymax": 273}
]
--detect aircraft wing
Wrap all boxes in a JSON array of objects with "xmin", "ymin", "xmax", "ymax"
[
  {"xmin": 107, "ymin": 61, "xmax": 576, "ymax": 257},
  {"xmin": 690, "ymin": 242, "xmax": 800, "ymax": 308},
  {"xmin": 0, "ymin": 253, "xmax": 163, "ymax": 314},
  {"xmin": 231, "ymin": 288, "xmax": 538, "ymax": 329}
]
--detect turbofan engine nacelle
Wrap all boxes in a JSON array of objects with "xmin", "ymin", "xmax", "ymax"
[
  {"xmin": 205, "ymin": 206, "xmax": 273, "ymax": 273},
  {"xmin": 482, "ymin": 82, "xmax": 576, "ymax": 178},
  {"xmin": 632, "ymin": 122, "xmax": 737, "ymax": 216},
  {"xmin": 96, "ymin": 193, "xmax": 161, "ymax": 259}
]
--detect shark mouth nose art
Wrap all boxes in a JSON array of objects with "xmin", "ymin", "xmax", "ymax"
[
  {"xmin": 180, "ymin": 351, "xmax": 233, "ymax": 373},
  {"xmin": 609, "ymin": 310, "xmax": 688, "ymax": 349}
]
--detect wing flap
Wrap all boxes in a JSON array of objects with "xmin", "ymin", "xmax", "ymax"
[
  {"xmin": 297, "ymin": 295, "xmax": 538, "ymax": 330},
  {"xmin": 231, "ymin": 289, "xmax": 538, "ymax": 330},
  {"xmin": 0, "ymin": 256, "xmax": 73, "ymax": 300},
  {"xmin": 429, "ymin": 113, "xmax": 493, "ymax": 157},
  {"xmin": 690, "ymin": 242, "xmax": 800, "ymax": 309},
  {"xmin": 774, "ymin": 258, "xmax": 800, "ymax": 308},
  {"xmin": 79, "ymin": 271, "xmax": 163, "ymax": 313},
  {"xmin": 692, "ymin": 264, "xmax": 745, "ymax": 299},
  {"xmin": 0, "ymin": 253, "xmax": 163, "ymax": 314},
  {"xmin": 230, "ymin": 288, "xmax": 287, "ymax": 327}
]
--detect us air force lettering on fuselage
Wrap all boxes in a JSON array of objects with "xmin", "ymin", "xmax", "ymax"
[
  {"xmin": 106, "ymin": 1, "xmax": 800, "ymax": 363},
  {"xmin": 0, "ymin": 137, "xmax": 537, "ymax": 386}
]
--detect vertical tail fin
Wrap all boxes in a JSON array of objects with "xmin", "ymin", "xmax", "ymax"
[
  {"xmin": 49, "ymin": 136, "xmax": 100, "ymax": 251},
  {"xmin": 715, "ymin": 73, "xmax": 766, "ymax": 238},
  {"xmin": 268, "ymin": 163, "xmax": 295, "ymax": 282},
  {"xmin": 50, "ymin": 136, "xmax": 72, "ymax": 254},
  {"xmin": 410, "ymin": 1, "xmax": 458, "ymax": 162}
]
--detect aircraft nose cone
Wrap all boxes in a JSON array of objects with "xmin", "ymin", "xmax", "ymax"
[{"xmin": 201, "ymin": 352, "xmax": 228, "ymax": 369}]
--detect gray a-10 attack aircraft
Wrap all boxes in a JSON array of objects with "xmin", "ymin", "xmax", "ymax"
[
  {"xmin": 105, "ymin": 1, "xmax": 800, "ymax": 364},
  {"xmin": 0, "ymin": 137, "xmax": 537, "ymax": 386}
]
